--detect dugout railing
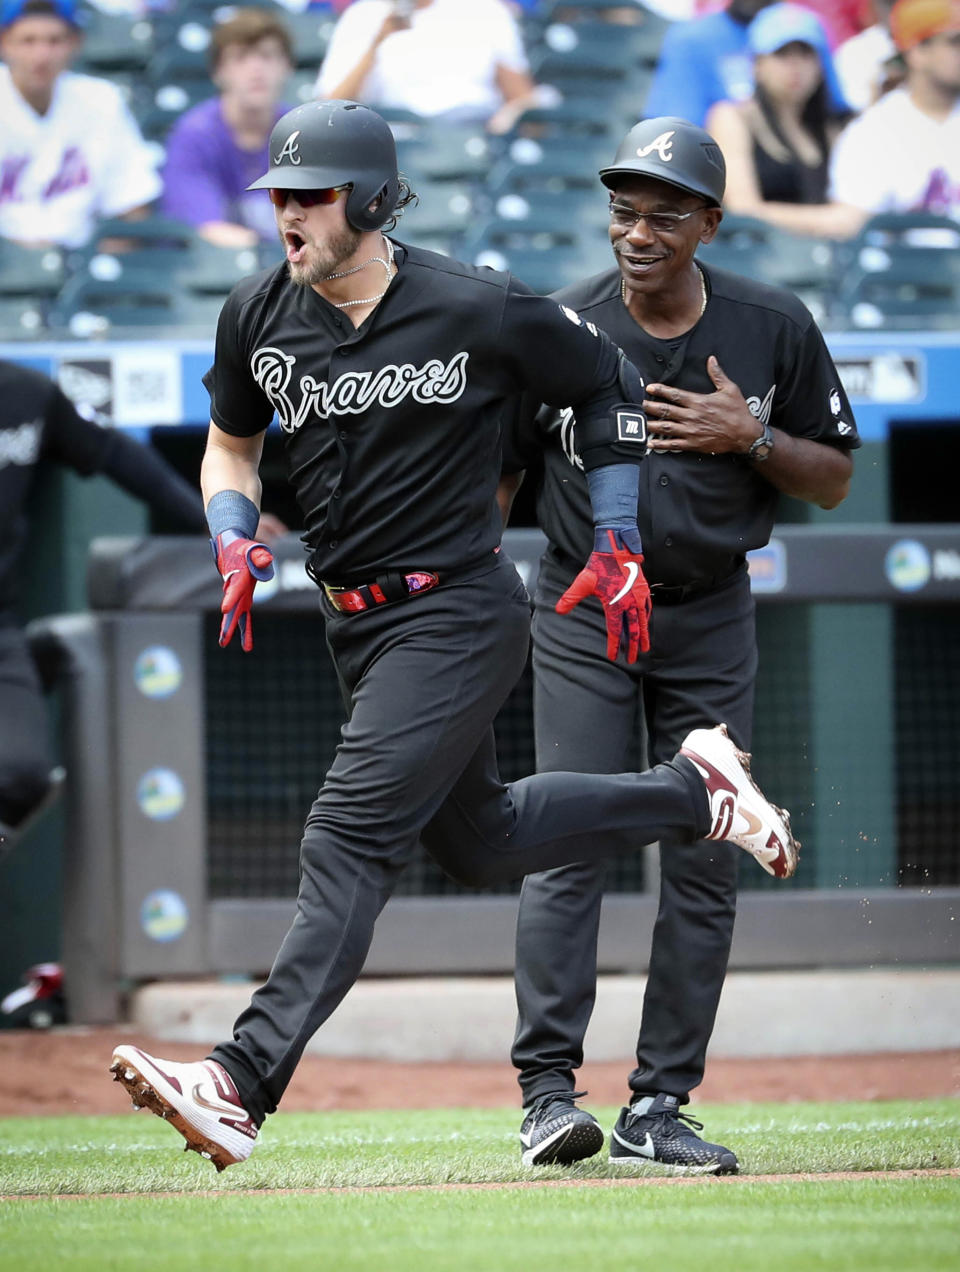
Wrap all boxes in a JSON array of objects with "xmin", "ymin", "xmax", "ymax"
[{"xmin": 28, "ymin": 526, "xmax": 960, "ymax": 1023}]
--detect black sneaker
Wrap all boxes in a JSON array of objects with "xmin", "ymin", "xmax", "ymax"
[
  {"xmin": 609, "ymin": 1092, "xmax": 738, "ymax": 1174},
  {"xmin": 519, "ymin": 1091, "xmax": 604, "ymax": 1167}
]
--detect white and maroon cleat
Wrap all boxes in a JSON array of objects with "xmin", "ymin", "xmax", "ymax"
[
  {"xmin": 109, "ymin": 1045, "xmax": 257, "ymax": 1171},
  {"xmin": 679, "ymin": 723, "xmax": 800, "ymax": 879}
]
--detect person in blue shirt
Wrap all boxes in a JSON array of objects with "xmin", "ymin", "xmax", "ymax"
[{"xmin": 645, "ymin": 0, "xmax": 849, "ymax": 126}]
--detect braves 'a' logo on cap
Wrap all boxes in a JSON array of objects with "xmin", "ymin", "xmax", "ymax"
[
  {"xmin": 636, "ymin": 130, "xmax": 675, "ymax": 162},
  {"xmin": 274, "ymin": 130, "xmax": 302, "ymax": 165}
]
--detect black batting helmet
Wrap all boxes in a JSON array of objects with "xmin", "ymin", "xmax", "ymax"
[
  {"xmin": 599, "ymin": 117, "xmax": 726, "ymax": 207},
  {"xmin": 248, "ymin": 99, "xmax": 400, "ymax": 232}
]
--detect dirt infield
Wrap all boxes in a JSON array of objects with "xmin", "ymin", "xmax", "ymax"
[{"xmin": 1, "ymin": 1028, "xmax": 958, "ymax": 1117}]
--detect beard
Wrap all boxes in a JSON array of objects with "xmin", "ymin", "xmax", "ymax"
[{"xmin": 283, "ymin": 221, "xmax": 363, "ymax": 287}]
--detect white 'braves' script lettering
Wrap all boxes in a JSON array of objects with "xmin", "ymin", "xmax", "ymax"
[
  {"xmin": 250, "ymin": 347, "xmax": 471, "ymax": 432},
  {"xmin": 636, "ymin": 130, "xmax": 675, "ymax": 162}
]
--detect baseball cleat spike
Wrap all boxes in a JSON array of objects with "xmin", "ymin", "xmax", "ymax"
[{"xmin": 108, "ymin": 1045, "xmax": 258, "ymax": 1170}]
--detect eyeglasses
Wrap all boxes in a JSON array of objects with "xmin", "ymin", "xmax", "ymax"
[
  {"xmin": 268, "ymin": 184, "xmax": 351, "ymax": 209},
  {"xmin": 609, "ymin": 203, "xmax": 708, "ymax": 233}
]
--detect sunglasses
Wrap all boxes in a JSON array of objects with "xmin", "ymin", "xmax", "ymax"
[{"xmin": 268, "ymin": 184, "xmax": 351, "ymax": 209}]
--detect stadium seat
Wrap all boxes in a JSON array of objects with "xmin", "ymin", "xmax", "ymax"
[
  {"xmin": 396, "ymin": 180, "xmax": 478, "ymax": 254},
  {"xmin": 74, "ymin": 215, "xmax": 198, "ymax": 271},
  {"xmin": 0, "ymin": 296, "xmax": 47, "ymax": 340},
  {"xmin": 48, "ymin": 267, "xmax": 186, "ymax": 337},
  {"xmin": 469, "ymin": 244, "xmax": 599, "ymax": 295},
  {"xmin": 696, "ymin": 216, "xmax": 841, "ymax": 324},
  {"xmin": 134, "ymin": 78, "xmax": 214, "ymax": 145},
  {"xmin": 847, "ymin": 210, "xmax": 960, "ymax": 253},
  {"xmin": 282, "ymin": 10, "xmax": 336, "ymax": 68},
  {"xmin": 396, "ymin": 123, "xmax": 495, "ymax": 183},
  {"xmin": 506, "ymin": 100, "xmax": 619, "ymax": 144},
  {"xmin": 185, "ymin": 239, "xmax": 263, "ymax": 296},
  {"xmin": 487, "ymin": 153, "xmax": 603, "ymax": 199},
  {"xmin": 537, "ymin": 2, "xmax": 671, "ymax": 66},
  {"xmin": 836, "ymin": 248, "xmax": 960, "ymax": 331},
  {"xmin": 463, "ymin": 216, "xmax": 610, "ymax": 293},
  {"xmin": 499, "ymin": 131, "xmax": 613, "ymax": 175},
  {"xmin": 74, "ymin": 7, "xmax": 153, "ymax": 73},
  {"xmin": 0, "ymin": 240, "xmax": 67, "ymax": 297},
  {"xmin": 147, "ymin": 37, "xmax": 215, "ymax": 90},
  {"xmin": 531, "ymin": 18, "xmax": 660, "ymax": 95}
]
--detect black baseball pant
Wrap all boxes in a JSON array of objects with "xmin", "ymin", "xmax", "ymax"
[
  {"xmin": 0, "ymin": 621, "xmax": 56, "ymax": 832},
  {"xmin": 512, "ymin": 553, "xmax": 756, "ymax": 1108},
  {"xmin": 211, "ymin": 554, "xmax": 712, "ymax": 1123}
]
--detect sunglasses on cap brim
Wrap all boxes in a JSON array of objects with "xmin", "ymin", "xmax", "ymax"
[{"xmin": 268, "ymin": 184, "xmax": 351, "ymax": 209}]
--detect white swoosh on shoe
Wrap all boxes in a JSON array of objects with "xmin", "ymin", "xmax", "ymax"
[{"xmin": 613, "ymin": 1129, "xmax": 656, "ymax": 1158}]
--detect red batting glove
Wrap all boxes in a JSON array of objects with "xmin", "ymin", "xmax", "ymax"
[
  {"xmin": 556, "ymin": 527, "xmax": 651, "ymax": 663},
  {"xmin": 212, "ymin": 529, "xmax": 275, "ymax": 652}
]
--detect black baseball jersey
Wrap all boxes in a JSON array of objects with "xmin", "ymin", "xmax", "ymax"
[
  {"xmin": 0, "ymin": 360, "xmax": 205, "ymax": 612},
  {"xmin": 203, "ymin": 241, "xmax": 644, "ymax": 584},
  {"xmin": 505, "ymin": 263, "xmax": 860, "ymax": 587}
]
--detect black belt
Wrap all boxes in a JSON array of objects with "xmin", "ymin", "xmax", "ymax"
[
  {"xmin": 649, "ymin": 576, "xmax": 735, "ymax": 605},
  {"xmin": 315, "ymin": 549, "xmax": 501, "ymax": 615},
  {"xmin": 551, "ymin": 549, "xmax": 740, "ymax": 607},
  {"xmin": 321, "ymin": 569, "xmax": 441, "ymax": 614}
]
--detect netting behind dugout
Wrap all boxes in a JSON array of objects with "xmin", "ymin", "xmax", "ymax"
[{"xmin": 205, "ymin": 603, "xmax": 959, "ymax": 899}]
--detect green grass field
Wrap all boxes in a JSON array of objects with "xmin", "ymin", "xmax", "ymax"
[{"xmin": 1, "ymin": 1100, "xmax": 958, "ymax": 1271}]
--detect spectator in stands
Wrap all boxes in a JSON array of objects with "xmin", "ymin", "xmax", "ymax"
[
  {"xmin": 645, "ymin": 0, "xmax": 850, "ymax": 126},
  {"xmin": 707, "ymin": 3, "xmax": 863, "ymax": 236},
  {"xmin": 0, "ymin": 0, "xmax": 161, "ymax": 249},
  {"xmin": 829, "ymin": 0, "xmax": 960, "ymax": 221},
  {"xmin": 161, "ymin": 8, "xmax": 295, "ymax": 249},
  {"xmin": 835, "ymin": 0, "xmax": 904, "ymax": 110},
  {"xmin": 314, "ymin": 0, "xmax": 547, "ymax": 134}
]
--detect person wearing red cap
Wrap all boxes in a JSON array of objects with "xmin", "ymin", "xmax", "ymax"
[{"xmin": 829, "ymin": 0, "xmax": 960, "ymax": 220}]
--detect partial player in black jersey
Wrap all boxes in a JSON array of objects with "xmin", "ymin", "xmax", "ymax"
[
  {"xmin": 0, "ymin": 360, "xmax": 217, "ymax": 859},
  {"xmin": 502, "ymin": 117, "xmax": 859, "ymax": 1172},
  {"xmin": 108, "ymin": 101, "xmax": 802, "ymax": 1174}
]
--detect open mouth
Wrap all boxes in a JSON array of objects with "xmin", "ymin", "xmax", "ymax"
[
  {"xmin": 284, "ymin": 230, "xmax": 306, "ymax": 264},
  {"xmin": 621, "ymin": 253, "xmax": 664, "ymax": 271}
]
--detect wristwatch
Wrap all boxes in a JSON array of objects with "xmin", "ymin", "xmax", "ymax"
[{"xmin": 747, "ymin": 421, "xmax": 775, "ymax": 462}]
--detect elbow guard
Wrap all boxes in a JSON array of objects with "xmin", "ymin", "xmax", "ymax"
[
  {"xmin": 574, "ymin": 401, "xmax": 648, "ymax": 472},
  {"xmin": 573, "ymin": 353, "xmax": 648, "ymax": 472}
]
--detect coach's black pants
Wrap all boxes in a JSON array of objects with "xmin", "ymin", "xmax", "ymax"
[
  {"xmin": 512, "ymin": 554, "xmax": 755, "ymax": 1108},
  {"xmin": 211, "ymin": 555, "xmax": 711, "ymax": 1123}
]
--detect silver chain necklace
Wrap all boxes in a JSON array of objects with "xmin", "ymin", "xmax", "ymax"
[
  {"xmin": 324, "ymin": 236, "xmax": 395, "ymax": 309},
  {"xmin": 620, "ymin": 263, "xmax": 707, "ymax": 317}
]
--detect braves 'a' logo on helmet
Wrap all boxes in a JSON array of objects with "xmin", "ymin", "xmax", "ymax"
[
  {"xmin": 274, "ymin": 130, "xmax": 302, "ymax": 165},
  {"xmin": 635, "ymin": 130, "xmax": 675, "ymax": 163}
]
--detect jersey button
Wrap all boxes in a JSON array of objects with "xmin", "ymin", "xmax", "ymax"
[
  {"xmin": 664, "ymin": 536, "xmax": 673, "ymax": 547},
  {"xmin": 337, "ymin": 348, "xmax": 349, "ymax": 356},
  {"xmin": 338, "ymin": 430, "xmax": 348, "ymax": 440},
  {"xmin": 655, "ymin": 356, "xmax": 665, "ymax": 363},
  {"xmin": 659, "ymin": 475, "xmax": 669, "ymax": 486},
  {"xmin": 333, "ymin": 488, "xmax": 342, "ymax": 498},
  {"xmin": 329, "ymin": 539, "xmax": 338, "ymax": 548}
]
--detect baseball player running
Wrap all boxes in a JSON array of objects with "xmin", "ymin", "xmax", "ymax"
[
  {"xmin": 109, "ymin": 101, "xmax": 799, "ymax": 1172},
  {"xmin": 502, "ymin": 117, "xmax": 859, "ymax": 1174}
]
